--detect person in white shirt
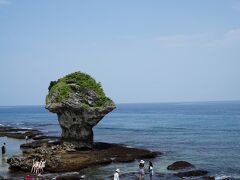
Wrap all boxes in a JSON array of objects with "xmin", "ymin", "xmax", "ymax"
[
  {"xmin": 114, "ymin": 169, "xmax": 120, "ymax": 180},
  {"xmin": 139, "ymin": 160, "xmax": 145, "ymax": 180},
  {"xmin": 149, "ymin": 161, "xmax": 154, "ymax": 180},
  {"xmin": 25, "ymin": 135, "xmax": 31, "ymax": 143}
]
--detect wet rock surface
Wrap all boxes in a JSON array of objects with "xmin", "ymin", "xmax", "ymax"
[
  {"xmin": 55, "ymin": 174, "xmax": 85, "ymax": 180},
  {"xmin": 204, "ymin": 176, "xmax": 215, "ymax": 180},
  {"xmin": 175, "ymin": 170, "xmax": 208, "ymax": 178},
  {"xmin": 105, "ymin": 172, "xmax": 178, "ymax": 180},
  {"xmin": 2, "ymin": 127, "xmax": 215, "ymax": 180},
  {"xmin": 20, "ymin": 139, "xmax": 60, "ymax": 149},
  {"xmin": 3, "ymin": 124, "xmax": 159, "ymax": 176},
  {"xmin": 167, "ymin": 160, "xmax": 194, "ymax": 170},
  {"xmin": 105, "ymin": 172, "xmax": 214, "ymax": 180},
  {"xmin": 7, "ymin": 142, "xmax": 159, "ymax": 173},
  {"xmin": 0, "ymin": 126, "xmax": 42, "ymax": 139}
]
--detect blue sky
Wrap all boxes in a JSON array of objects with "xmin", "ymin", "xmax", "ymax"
[{"xmin": 1, "ymin": 0, "xmax": 240, "ymax": 105}]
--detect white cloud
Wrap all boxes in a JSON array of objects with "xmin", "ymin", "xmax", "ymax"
[
  {"xmin": 155, "ymin": 28, "xmax": 240, "ymax": 48},
  {"xmin": 0, "ymin": 0, "xmax": 11, "ymax": 5},
  {"xmin": 206, "ymin": 28, "xmax": 240, "ymax": 47}
]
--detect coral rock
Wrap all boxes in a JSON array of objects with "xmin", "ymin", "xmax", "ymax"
[{"xmin": 46, "ymin": 72, "xmax": 116, "ymax": 149}]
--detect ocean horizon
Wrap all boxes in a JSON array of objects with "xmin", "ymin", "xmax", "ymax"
[
  {"xmin": 0, "ymin": 101, "xmax": 240, "ymax": 179},
  {"xmin": 2, "ymin": 0, "xmax": 240, "ymax": 179},
  {"xmin": 1, "ymin": 99, "xmax": 240, "ymax": 107}
]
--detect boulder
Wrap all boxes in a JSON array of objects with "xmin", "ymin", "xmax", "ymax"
[
  {"xmin": 56, "ymin": 174, "xmax": 85, "ymax": 180},
  {"xmin": 46, "ymin": 72, "xmax": 116, "ymax": 149},
  {"xmin": 204, "ymin": 176, "xmax": 215, "ymax": 180},
  {"xmin": 167, "ymin": 161, "xmax": 194, "ymax": 170},
  {"xmin": 174, "ymin": 170, "xmax": 208, "ymax": 178}
]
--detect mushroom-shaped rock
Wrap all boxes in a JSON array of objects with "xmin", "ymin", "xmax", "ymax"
[{"xmin": 46, "ymin": 72, "xmax": 116, "ymax": 149}]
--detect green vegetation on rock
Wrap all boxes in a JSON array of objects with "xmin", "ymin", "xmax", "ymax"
[
  {"xmin": 46, "ymin": 71, "xmax": 111, "ymax": 107},
  {"xmin": 48, "ymin": 81, "xmax": 57, "ymax": 91}
]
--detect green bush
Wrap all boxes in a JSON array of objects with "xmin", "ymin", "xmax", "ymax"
[
  {"xmin": 46, "ymin": 71, "xmax": 110, "ymax": 106},
  {"xmin": 48, "ymin": 81, "xmax": 57, "ymax": 91}
]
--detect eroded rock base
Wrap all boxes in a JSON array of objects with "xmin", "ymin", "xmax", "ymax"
[{"xmin": 8, "ymin": 142, "xmax": 159, "ymax": 173}]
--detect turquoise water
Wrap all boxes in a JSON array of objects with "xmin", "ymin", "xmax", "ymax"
[{"xmin": 0, "ymin": 102, "xmax": 240, "ymax": 179}]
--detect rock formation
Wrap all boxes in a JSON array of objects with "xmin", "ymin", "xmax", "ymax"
[
  {"xmin": 167, "ymin": 161, "xmax": 194, "ymax": 170},
  {"xmin": 7, "ymin": 142, "xmax": 159, "ymax": 172},
  {"xmin": 174, "ymin": 170, "xmax": 208, "ymax": 178},
  {"xmin": 45, "ymin": 72, "xmax": 116, "ymax": 149}
]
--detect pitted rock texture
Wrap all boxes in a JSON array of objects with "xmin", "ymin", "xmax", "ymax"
[
  {"xmin": 46, "ymin": 72, "xmax": 116, "ymax": 149},
  {"xmin": 7, "ymin": 142, "xmax": 159, "ymax": 173}
]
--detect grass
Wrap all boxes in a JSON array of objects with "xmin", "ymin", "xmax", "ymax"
[{"xmin": 46, "ymin": 71, "xmax": 111, "ymax": 107}]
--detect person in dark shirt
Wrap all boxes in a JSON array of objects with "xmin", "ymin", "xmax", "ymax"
[{"xmin": 1, "ymin": 143, "xmax": 6, "ymax": 155}]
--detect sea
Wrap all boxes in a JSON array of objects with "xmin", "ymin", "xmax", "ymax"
[{"xmin": 0, "ymin": 101, "xmax": 240, "ymax": 179}]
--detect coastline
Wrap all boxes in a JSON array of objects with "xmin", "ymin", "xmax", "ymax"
[
  {"xmin": 1, "ymin": 126, "xmax": 214, "ymax": 180},
  {"xmin": 1, "ymin": 126, "xmax": 159, "ymax": 178},
  {"xmin": 0, "ymin": 103, "xmax": 240, "ymax": 179}
]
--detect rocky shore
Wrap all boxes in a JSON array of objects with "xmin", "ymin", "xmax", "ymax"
[
  {"xmin": 6, "ymin": 72, "xmax": 161, "ymax": 172},
  {"xmin": 47, "ymin": 161, "xmax": 215, "ymax": 180},
  {"xmin": 8, "ymin": 140, "xmax": 159, "ymax": 172},
  {"xmin": 0, "ymin": 72, "xmax": 217, "ymax": 179},
  {"xmin": 3, "ymin": 72, "xmax": 162, "ymax": 178},
  {"xmin": 0, "ymin": 126, "xmax": 42, "ymax": 139},
  {"xmin": 0, "ymin": 125, "xmax": 217, "ymax": 179},
  {"xmin": 105, "ymin": 172, "xmax": 214, "ymax": 180}
]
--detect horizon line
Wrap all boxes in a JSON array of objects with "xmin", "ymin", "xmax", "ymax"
[{"xmin": 0, "ymin": 99, "xmax": 240, "ymax": 107}]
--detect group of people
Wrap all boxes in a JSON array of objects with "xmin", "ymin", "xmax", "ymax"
[
  {"xmin": 31, "ymin": 159, "xmax": 46, "ymax": 175},
  {"xmin": 114, "ymin": 160, "xmax": 154, "ymax": 180},
  {"xmin": 1, "ymin": 141, "xmax": 45, "ymax": 179},
  {"xmin": 22, "ymin": 158, "xmax": 47, "ymax": 179}
]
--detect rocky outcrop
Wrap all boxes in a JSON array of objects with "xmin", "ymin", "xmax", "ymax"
[
  {"xmin": 20, "ymin": 138, "xmax": 60, "ymax": 149},
  {"xmin": 7, "ymin": 142, "xmax": 159, "ymax": 172},
  {"xmin": 56, "ymin": 174, "xmax": 85, "ymax": 180},
  {"xmin": 105, "ymin": 172, "xmax": 176, "ymax": 180},
  {"xmin": 166, "ymin": 161, "xmax": 212, "ymax": 179},
  {"xmin": 204, "ymin": 176, "xmax": 215, "ymax": 180},
  {"xmin": 105, "ymin": 172, "xmax": 213, "ymax": 180},
  {"xmin": 174, "ymin": 170, "xmax": 208, "ymax": 178},
  {"xmin": 167, "ymin": 161, "xmax": 194, "ymax": 170},
  {"xmin": 45, "ymin": 72, "xmax": 116, "ymax": 149},
  {"xmin": 0, "ymin": 126, "xmax": 42, "ymax": 139}
]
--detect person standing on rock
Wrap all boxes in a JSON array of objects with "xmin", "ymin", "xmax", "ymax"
[
  {"xmin": 25, "ymin": 135, "xmax": 30, "ymax": 143},
  {"xmin": 1, "ymin": 143, "xmax": 6, "ymax": 156},
  {"xmin": 114, "ymin": 169, "xmax": 120, "ymax": 180},
  {"xmin": 148, "ymin": 161, "xmax": 153, "ymax": 180},
  {"xmin": 139, "ymin": 160, "xmax": 145, "ymax": 180}
]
